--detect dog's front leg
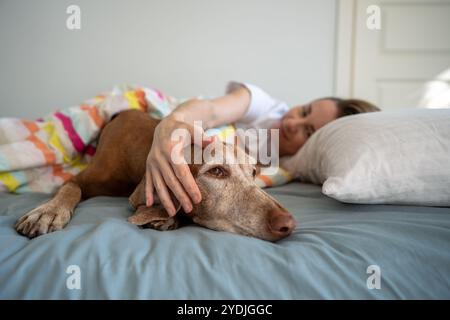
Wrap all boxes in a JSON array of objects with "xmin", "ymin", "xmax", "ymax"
[{"xmin": 15, "ymin": 181, "xmax": 82, "ymax": 238}]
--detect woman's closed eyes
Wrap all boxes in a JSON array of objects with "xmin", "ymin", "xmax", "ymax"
[{"xmin": 300, "ymin": 104, "xmax": 312, "ymax": 118}]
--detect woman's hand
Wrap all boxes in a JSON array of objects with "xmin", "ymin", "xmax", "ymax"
[
  {"xmin": 145, "ymin": 87, "xmax": 251, "ymax": 216},
  {"xmin": 145, "ymin": 115, "xmax": 214, "ymax": 216}
]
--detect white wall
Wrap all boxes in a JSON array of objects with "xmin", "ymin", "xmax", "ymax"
[{"xmin": 0, "ymin": 0, "xmax": 337, "ymax": 118}]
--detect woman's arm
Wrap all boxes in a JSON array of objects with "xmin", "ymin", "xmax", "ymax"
[
  {"xmin": 145, "ymin": 86, "xmax": 251, "ymax": 216},
  {"xmin": 169, "ymin": 86, "xmax": 251, "ymax": 129}
]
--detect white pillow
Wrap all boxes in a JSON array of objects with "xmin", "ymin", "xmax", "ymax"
[{"xmin": 280, "ymin": 108, "xmax": 450, "ymax": 206}]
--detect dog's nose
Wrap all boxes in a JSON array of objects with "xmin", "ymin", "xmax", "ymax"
[{"xmin": 268, "ymin": 210, "xmax": 295, "ymax": 237}]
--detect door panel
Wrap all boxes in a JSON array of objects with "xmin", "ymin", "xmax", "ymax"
[{"xmin": 350, "ymin": 0, "xmax": 450, "ymax": 109}]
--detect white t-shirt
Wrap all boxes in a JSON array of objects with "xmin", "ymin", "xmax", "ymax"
[{"xmin": 225, "ymin": 81, "xmax": 289, "ymax": 165}]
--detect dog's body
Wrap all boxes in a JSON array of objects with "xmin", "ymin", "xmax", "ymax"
[
  {"xmin": 76, "ymin": 110, "xmax": 159, "ymax": 198},
  {"xmin": 15, "ymin": 110, "xmax": 295, "ymax": 241}
]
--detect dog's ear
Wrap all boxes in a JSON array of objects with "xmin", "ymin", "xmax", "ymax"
[
  {"xmin": 129, "ymin": 178, "xmax": 146, "ymax": 209},
  {"xmin": 128, "ymin": 205, "xmax": 180, "ymax": 231},
  {"xmin": 129, "ymin": 176, "xmax": 181, "ymax": 213},
  {"xmin": 128, "ymin": 204, "xmax": 170, "ymax": 226},
  {"xmin": 128, "ymin": 205, "xmax": 163, "ymax": 226}
]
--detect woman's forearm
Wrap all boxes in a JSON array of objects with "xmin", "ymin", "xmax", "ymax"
[{"xmin": 169, "ymin": 86, "xmax": 251, "ymax": 129}]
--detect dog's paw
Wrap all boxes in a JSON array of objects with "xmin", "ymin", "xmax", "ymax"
[{"xmin": 15, "ymin": 203, "xmax": 72, "ymax": 238}]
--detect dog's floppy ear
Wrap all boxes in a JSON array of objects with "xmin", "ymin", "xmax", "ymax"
[
  {"xmin": 128, "ymin": 205, "xmax": 163, "ymax": 226},
  {"xmin": 128, "ymin": 205, "xmax": 180, "ymax": 231},
  {"xmin": 129, "ymin": 176, "xmax": 181, "ymax": 213},
  {"xmin": 129, "ymin": 178, "xmax": 146, "ymax": 209},
  {"xmin": 128, "ymin": 178, "xmax": 187, "ymax": 231}
]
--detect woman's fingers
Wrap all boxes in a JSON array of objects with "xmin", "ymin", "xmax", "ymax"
[
  {"xmin": 158, "ymin": 159, "xmax": 193, "ymax": 213},
  {"xmin": 151, "ymin": 167, "xmax": 177, "ymax": 217},
  {"xmin": 176, "ymin": 124, "xmax": 213, "ymax": 203},
  {"xmin": 172, "ymin": 160, "xmax": 201, "ymax": 204},
  {"xmin": 169, "ymin": 123, "xmax": 205, "ymax": 204}
]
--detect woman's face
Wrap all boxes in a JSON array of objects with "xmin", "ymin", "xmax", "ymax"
[{"xmin": 273, "ymin": 99, "xmax": 339, "ymax": 156}]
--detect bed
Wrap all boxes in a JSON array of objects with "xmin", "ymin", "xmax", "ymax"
[{"xmin": 0, "ymin": 181, "xmax": 449, "ymax": 299}]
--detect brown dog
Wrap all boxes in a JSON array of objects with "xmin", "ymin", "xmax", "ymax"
[{"xmin": 15, "ymin": 110, "xmax": 295, "ymax": 241}]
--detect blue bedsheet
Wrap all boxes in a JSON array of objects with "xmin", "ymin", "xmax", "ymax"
[{"xmin": 1, "ymin": 182, "xmax": 449, "ymax": 299}]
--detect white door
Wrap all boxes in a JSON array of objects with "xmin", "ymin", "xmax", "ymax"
[{"xmin": 336, "ymin": 0, "xmax": 450, "ymax": 109}]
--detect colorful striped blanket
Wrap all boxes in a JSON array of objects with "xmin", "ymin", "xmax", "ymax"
[{"xmin": 0, "ymin": 85, "xmax": 292, "ymax": 194}]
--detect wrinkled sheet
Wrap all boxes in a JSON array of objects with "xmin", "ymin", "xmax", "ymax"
[{"xmin": 1, "ymin": 182, "xmax": 449, "ymax": 299}]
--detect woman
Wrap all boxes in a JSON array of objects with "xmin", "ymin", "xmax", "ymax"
[{"xmin": 145, "ymin": 82, "xmax": 380, "ymax": 216}]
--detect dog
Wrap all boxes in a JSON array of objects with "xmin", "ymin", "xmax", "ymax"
[{"xmin": 15, "ymin": 110, "xmax": 295, "ymax": 241}]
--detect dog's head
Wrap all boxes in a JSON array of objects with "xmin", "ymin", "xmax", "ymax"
[{"xmin": 129, "ymin": 140, "xmax": 296, "ymax": 242}]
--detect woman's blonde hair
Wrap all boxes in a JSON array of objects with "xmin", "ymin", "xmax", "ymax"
[{"xmin": 322, "ymin": 97, "xmax": 381, "ymax": 117}]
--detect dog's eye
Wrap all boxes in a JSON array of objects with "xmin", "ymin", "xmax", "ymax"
[
  {"xmin": 252, "ymin": 169, "xmax": 257, "ymax": 178},
  {"xmin": 207, "ymin": 166, "xmax": 228, "ymax": 178}
]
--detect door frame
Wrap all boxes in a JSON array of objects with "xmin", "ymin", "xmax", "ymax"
[{"xmin": 334, "ymin": 0, "xmax": 357, "ymax": 98}]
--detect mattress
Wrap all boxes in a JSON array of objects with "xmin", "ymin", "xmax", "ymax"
[{"xmin": 0, "ymin": 182, "xmax": 449, "ymax": 299}]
